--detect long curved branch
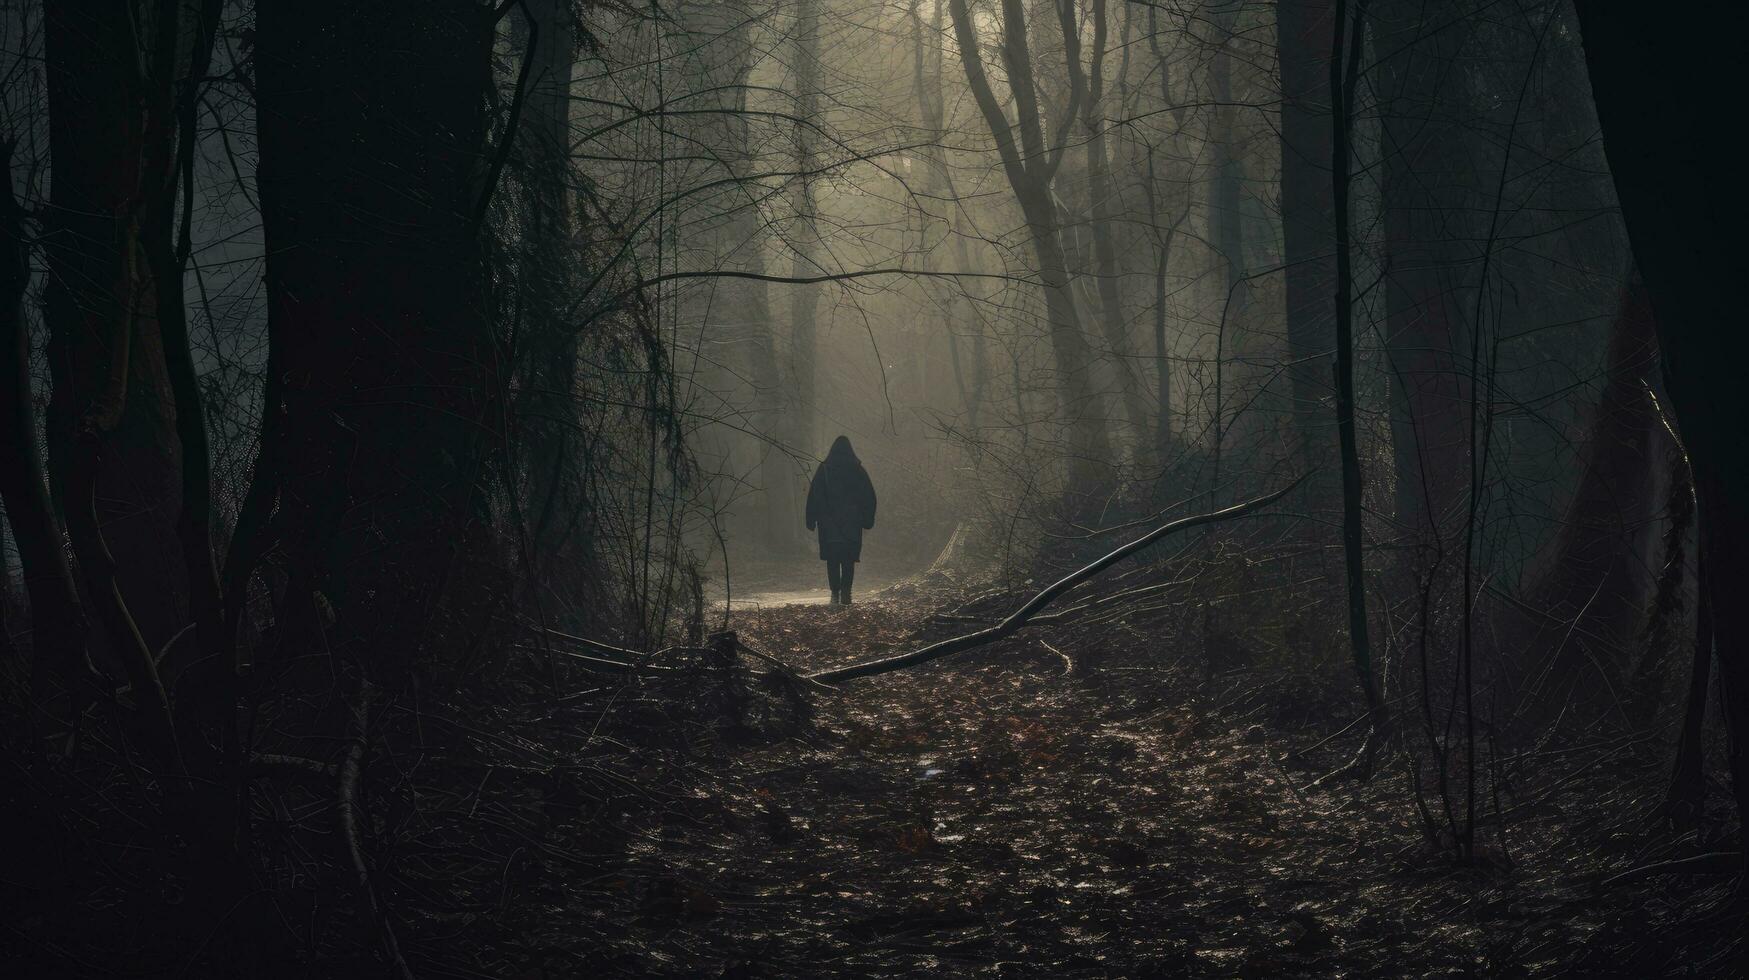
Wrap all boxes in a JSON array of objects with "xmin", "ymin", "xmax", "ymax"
[{"xmin": 808, "ymin": 476, "xmax": 1307, "ymax": 685}]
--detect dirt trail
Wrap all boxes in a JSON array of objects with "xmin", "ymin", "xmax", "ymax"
[
  {"xmin": 709, "ymin": 561, "xmax": 912, "ymax": 611},
  {"xmin": 572, "ymin": 588, "xmax": 1710, "ymax": 978}
]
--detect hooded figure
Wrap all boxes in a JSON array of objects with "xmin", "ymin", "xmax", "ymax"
[{"xmin": 805, "ymin": 435, "xmax": 877, "ymax": 604}]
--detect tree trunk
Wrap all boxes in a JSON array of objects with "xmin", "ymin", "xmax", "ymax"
[
  {"xmin": 0, "ymin": 139, "xmax": 89, "ymax": 694},
  {"xmin": 1666, "ymin": 524, "xmax": 1712, "ymax": 825},
  {"xmin": 1575, "ymin": 0, "xmax": 1749, "ymax": 866},
  {"xmin": 734, "ymin": 88, "xmax": 795, "ymax": 555},
  {"xmin": 143, "ymin": 0, "xmax": 227, "ymax": 748},
  {"xmin": 1142, "ymin": 6, "xmax": 1191, "ymax": 464},
  {"xmin": 1207, "ymin": 0, "xmax": 1249, "ymax": 484},
  {"xmin": 947, "ymin": 0, "xmax": 1114, "ymax": 505},
  {"xmin": 256, "ymin": 0, "xmax": 498, "ymax": 683},
  {"xmin": 1079, "ymin": 0, "xmax": 1153, "ymax": 474},
  {"xmin": 513, "ymin": 0, "xmax": 582, "ymax": 549},
  {"xmin": 1277, "ymin": 0, "xmax": 1338, "ymax": 483},
  {"xmin": 1517, "ymin": 281, "xmax": 1659, "ymax": 710},
  {"xmin": 41, "ymin": 0, "xmax": 188, "ymax": 766},
  {"xmin": 1331, "ymin": 0, "xmax": 1385, "ymax": 751},
  {"xmin": 789, "ymin": 0, "xmax": 822, "ymax": 461},
  {"xmin": 914, "ymin": 0, "xmax": 988, "ymax": 433}
]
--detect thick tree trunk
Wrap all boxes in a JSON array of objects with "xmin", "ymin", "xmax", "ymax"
[
  {"xmin": 1028, "ymin": 198, "xmax": 1117, "ymax": 499},
  {"xmin": 1666, "ymin": 525, "xmax": 1712, "ymax": 824},
  {"xmin": 1516, "ymin": 282, "xmax": 1659, "ymax": 710},
  {"xmin": 1208, "ymin": 2, "xmax": 1247, "ymax": 320},
  {"xmin": 256, "ymin": 1, "xmax": 498, "ymax": 682},
  {"xmin": 0, "ymin": 141, "xmax": 88, "ymax": 693},
  {"xmin": 514, "ymin": 0, "xmax": 582, "ymax": 548},
  {"xmin": 41, "ymin": 0, "xmax": 190, "ymax": 766},
  {"xmin": 1277, "ymin": 0, "xmax": 1337, "ymax": 482},
  {"xmin": 145, "ymin": 0, "xmax": 227, "ymax": 749},
  {"xmin": 1575, "ymin": 0, "xmax": 1749, "ymax": 865},
  {"xmin": 40, "ymin": 1, "xmax": 187, "ymax": 678}
]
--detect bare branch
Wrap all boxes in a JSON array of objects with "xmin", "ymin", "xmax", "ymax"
[{"xmin": 808, "ymin": 476, "xmax": 1308, "ymax": 685}]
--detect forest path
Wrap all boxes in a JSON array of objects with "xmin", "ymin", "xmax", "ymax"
[
  {"xmin": 580, "ymin": 586, "xmax": 1660, "ymax": 977},
  {"xmin": 706, "ymin": 559, "xmax": 914, "ymax": 610}
]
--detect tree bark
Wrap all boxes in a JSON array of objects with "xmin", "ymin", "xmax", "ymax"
[
  {"xmin": 1518, "ymin": 281, "xmax": 1659, "ymax": 709},
  {"xmin": 41, "ymin": 2, "xmax": 190, "ymax": 664},
  {"xmin": 41, "ymin": 0, "xmax": 191, "ymax": 766},
  {"xmin": 0, "ymin": 139, "xmax": 89, "ymax": 694},
  {"xmin": 513, "ymin": 0, "xmax": 582, "ymax": 549},
  {"xmin": 256, "ymin": 0, "xmax": 498, "ymax": 682},
  {"xmin": 1331, "ymin": 0, "xmax": 1385, "ymax": 746},
  {"xmin": 1277, "ymin": 0, "xmax": 1338, "ymax": 482},
  {"xmin": 1206, "ymin": 0, "xmax": 1249, "ymax": 484},
  {"xmin": 144, "ymin": 0, "xmax": 227, "ymax": 750},
  {"xmin": 1575, "ymin": 0, "xmax": 1749, "ymax": 866}
]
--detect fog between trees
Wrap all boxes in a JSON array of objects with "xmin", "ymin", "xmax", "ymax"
[{"xmin": 2, "ymin": 0, "xmax": 1746, "ymax": 974}]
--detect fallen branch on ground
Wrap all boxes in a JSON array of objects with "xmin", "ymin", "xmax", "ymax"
[
  {"xmin": 250, "ymin": 752, "xmax": 336, "ymax": 779},
  {"xmin": 1038, "ymin": 639, "xmax": 1073, "ymax": 676},
  {"xmin": 540, "ymin": 627, "xmax": 686, "ymax": 671},
  {"xmin": 539, "ymin": 628, "xmax": 829, "ymax": 692},
  {"xmin": 807, "ymin": 477, "xmax": 1306, "ymax": 685},
  {"xmin": 1602, "ymin": 851, "xmax": 1742, "ymax": 886},
  {"xmin": 337, "ymin": 677, "xmax": 415, "ymax": 980},
  {"xmin": 734, "ymin": 638, "xmax": 838, "ymax": 693}
]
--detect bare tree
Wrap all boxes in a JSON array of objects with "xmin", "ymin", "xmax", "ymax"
[
  {"xmin": 947, "ymin": 0, "xmax": 1114, "ymax": 504},
  {"xmin": 788, "ymin": 0, "xmax": 822, "ymax": 458},
  {"xmin": 1330, "ymin": 0, "xmax": 1386, "ymax": 774},
  {"xmin": 1074, "ymin": 0, "xmax": 1154, "ymax": 475}
]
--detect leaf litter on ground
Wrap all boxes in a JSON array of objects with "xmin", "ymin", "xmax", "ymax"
[{"xmin": 418, "ymin": 577, "xmax": 1745, "ymax": 978}]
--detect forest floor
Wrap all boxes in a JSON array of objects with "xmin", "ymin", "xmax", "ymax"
[{"xmin": 458, "ymin": 578, "xmax": 1743, "ymax": 979}]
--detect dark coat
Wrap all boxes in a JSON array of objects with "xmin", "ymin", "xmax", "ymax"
[{"xmin": 805, "ymin": 444, "xmax": 877, "ymax": 561}]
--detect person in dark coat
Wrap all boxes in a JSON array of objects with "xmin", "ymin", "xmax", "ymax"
[{"xmin": 805, "ymin": 435, "xmax": 877, "ymax": 605}]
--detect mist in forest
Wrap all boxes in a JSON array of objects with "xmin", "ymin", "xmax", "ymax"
[{"xmin": 2, "ymin": 1, "xmax": 1745, "ymax": 976}]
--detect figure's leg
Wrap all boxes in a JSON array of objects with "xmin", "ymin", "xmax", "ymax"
[
  {"xmin": 841, "ymin": 560, "xmax": 855, "ymax": 605},
  {"xmin": 826, "ymin": 558, "xmax": 843, "ymax": 602}
]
